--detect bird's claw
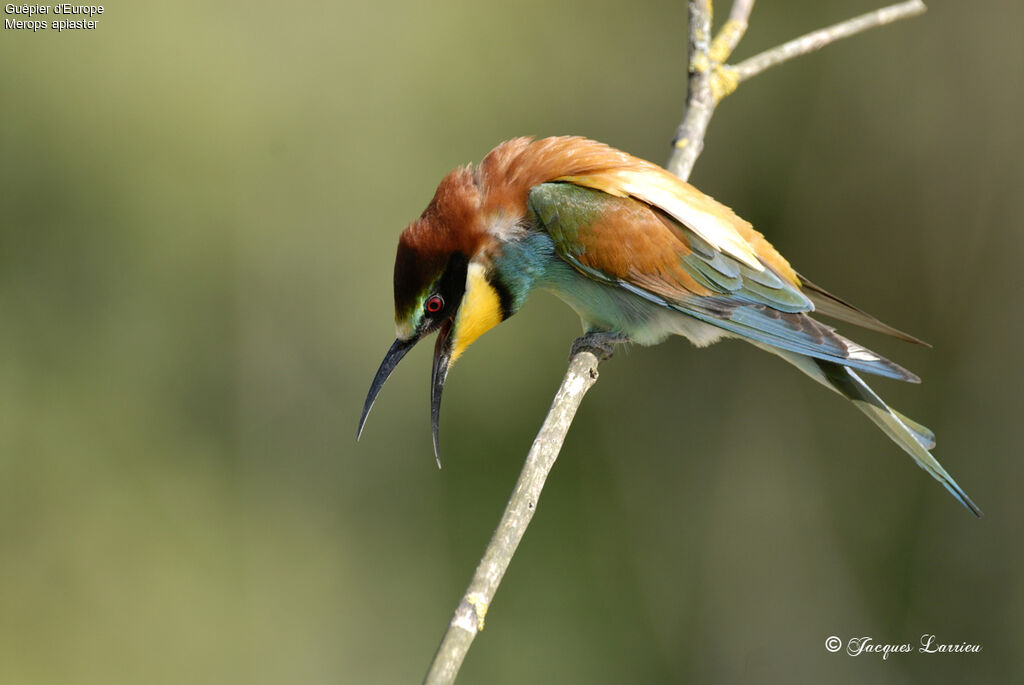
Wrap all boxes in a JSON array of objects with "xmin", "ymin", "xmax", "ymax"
[{"xmin": 570, "ymin": 332, "xmax": 628, "ymax": 361}]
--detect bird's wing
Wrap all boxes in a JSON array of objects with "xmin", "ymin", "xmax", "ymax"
[
  {"xmin": 528, "ymin": 180, "xmax": 917, "ymax": 382},
  {"xmin": 556, "ymin": 166, "xmax": 788, "ymax": 276},
  {"xmin": 797, "ymin": 274, "xmax": 929, "ymax": 346}
]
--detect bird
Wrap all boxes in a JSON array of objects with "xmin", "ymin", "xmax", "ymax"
[{"xmin": 357, "ymin": 136, "xmax": 980, "ymax": 517}]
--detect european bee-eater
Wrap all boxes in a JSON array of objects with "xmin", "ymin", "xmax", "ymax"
[{"xmin": 358, "ymin": 136, "xmax": 980, "ymax": 516}]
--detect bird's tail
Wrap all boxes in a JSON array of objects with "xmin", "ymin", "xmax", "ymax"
[{"xmin": 759, "ymin": 345, "xmax": 981, "ymax": 517}]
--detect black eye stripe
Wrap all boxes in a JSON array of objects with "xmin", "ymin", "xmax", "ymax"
[
  {"xmin": 441, "ymin": 253, "xmax": 469, "ymax": 292},
  {"xmin": 433, "ymin": 253, "xmax": 469, "ymax": 308}
]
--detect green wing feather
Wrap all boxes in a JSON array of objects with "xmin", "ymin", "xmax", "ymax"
[{"xmin": 529, "ymin": 182, "xmax": 917, "ymax": 382}]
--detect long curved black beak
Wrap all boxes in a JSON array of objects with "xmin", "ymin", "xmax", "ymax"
[
  {"xmin": 357, "ymin": 321, "xmax": 455, "ymax": 468},
  {"xmin": 357, "ymin": 337, "xmax": 415, "ymax": 441},
  {"xmin": 430, "ymin": 320, "xmax": 454, "ymax": 468}
]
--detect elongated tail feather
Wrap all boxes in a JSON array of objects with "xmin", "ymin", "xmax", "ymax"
[
  {"xmin": 755, "ymin": 343, "xmax": 979, "ymax": 516},
  {"xmin": 890, "ymin": 408, "xmax": 936, "ymax": 451},
  {"xmin": 815, "ymin": 360, "xmax": 981, "ymax": 517}
]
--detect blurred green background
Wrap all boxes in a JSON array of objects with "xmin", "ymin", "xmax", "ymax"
[{"xmin": 1, "ymin": 1, "xmax": 1020, "ymax": 683}]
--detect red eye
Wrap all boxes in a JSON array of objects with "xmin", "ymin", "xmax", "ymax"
[{"xmin": 425, "ymin": 294, "xmax": 444, "ymax": 313}]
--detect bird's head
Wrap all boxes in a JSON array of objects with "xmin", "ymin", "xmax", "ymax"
[{"xmin": 357, "ymin": 169, "xmax": 512, "ymax": 465}]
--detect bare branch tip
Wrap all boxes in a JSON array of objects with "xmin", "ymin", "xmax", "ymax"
[{"xmin": 730, "ymin": 0, "xmax": 929, "ymax": 85}]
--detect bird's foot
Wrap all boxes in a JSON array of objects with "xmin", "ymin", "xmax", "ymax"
[{"xmin": 570, "ymin": 332, "xmax": 629, "ymax": 361}]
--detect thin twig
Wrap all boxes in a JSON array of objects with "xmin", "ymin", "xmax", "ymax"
[
  {"xmin": 730, "ymin": 0, "xmax": 925, "ymax": 84},
  {"xmin": 424, "ymin": 1, "xmax": 926, "ymax": 682},
  {"xmin": 667, "ymin": 0, "xmax": 715, "ymax": 180},
  {"xmin": 709, "ymin": 0, "xmax": 755, "ymax": 64},
  {"xmin": 424, "ymin": 351, "xmax": 601, "ymax": 684}
]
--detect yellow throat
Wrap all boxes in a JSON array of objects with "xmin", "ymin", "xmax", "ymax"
[{"xmin": 451, "ymin": 262, "xmax": 502, "ymax": 362}]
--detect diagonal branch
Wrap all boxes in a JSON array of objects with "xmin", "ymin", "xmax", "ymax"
[
  {"xmin": 423, "ymin": 2, "xmax": 926, "ymax": 682},
  {"xmin": 423, "ymin": 351, "xmax": 601, "ymax": 684}
]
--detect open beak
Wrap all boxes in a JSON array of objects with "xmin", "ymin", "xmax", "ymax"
[
  {"xmin": 357, "ymin": 319, "xmax": 455, "ymax": 468},
  {"xmin": 430, "ymin": 319, "xmax": 454, "ymax": 468},
  {"xmin": 357, "ymin": 337, "xmax": 415, "ymax": 441}
]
